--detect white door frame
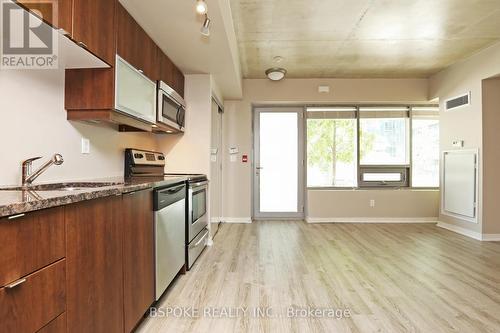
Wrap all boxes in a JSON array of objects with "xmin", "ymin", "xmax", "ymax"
[{"xmin": 252, "ymin": 106, "xmax": 305, "ymax": 220}]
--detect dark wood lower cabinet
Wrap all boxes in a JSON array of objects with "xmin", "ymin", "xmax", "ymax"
[
  {"xmin": 0, "ymin": 260, "xmax": 66, "ymax": 333},
  {"xmin": 0, "ymin": 190, "xmax": 157, "ymax": 333},
  {"xmin": 122, "ymin": 189, "xmax": 155, "ymax": 332},
  {"xmin": 0, "ymin": 207, "xmax": 65, "ymax": 288},
  {"xmin": 39, "ymin": 313, "xmax": 67, "ymax": 333},
  {"xmin": 65, "ymin": 196, "xmax": 124, "ymax": 333}
]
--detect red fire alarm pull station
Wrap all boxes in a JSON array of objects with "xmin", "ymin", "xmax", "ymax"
[{"xmin": 242, "ymin": 155, "xmax": 248, "ymax": 163}]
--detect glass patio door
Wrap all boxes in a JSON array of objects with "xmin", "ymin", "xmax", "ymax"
[{"xmin": 253, "ymin": 107, "xmax": 304, "ymax": 219}]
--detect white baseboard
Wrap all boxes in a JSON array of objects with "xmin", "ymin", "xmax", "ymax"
[
  {"xmin": 306, "ymin": 217, "xmax": 438, "ymax": 224},
  {"xmin": 436, "ymin": 221, "xmax": 483, "ymax": 240},
  {"xmin": 480, "ymin": 234, "xmax": 500, "ymax": 241},
  {"xmin": 219, "ymin": 217, "xmax": 252, "ymax": 224},
  {"xmin": 436, "ymin": 222, "xmax": 500, "ymax": 241}
]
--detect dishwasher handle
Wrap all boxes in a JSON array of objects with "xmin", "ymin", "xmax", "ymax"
[
  {"xmin": 160, "ymin": 184, "xmax": 185, "ymax": 195},
  {"xmin": 154, "ymin": 183, "xmax": 186, "ymax": 211}
]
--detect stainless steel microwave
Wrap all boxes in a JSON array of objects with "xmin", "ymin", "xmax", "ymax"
[{"xmin": 157, "ymin": 81, "xmax": 186, "ymax": 132}]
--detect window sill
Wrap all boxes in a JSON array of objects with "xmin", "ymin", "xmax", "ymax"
[{"xmin": 307, "ymin": 187, "xmax": 439, "ymax": 191}]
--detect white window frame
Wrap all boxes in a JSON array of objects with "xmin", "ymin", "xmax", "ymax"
[{"xmin": 306, "ymin": 104, "xmax": 439, "ymax": 189}]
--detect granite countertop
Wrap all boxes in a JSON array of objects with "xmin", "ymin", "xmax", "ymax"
[{"xmin": 0, "ymin": 176, "xmax": 187, "ymax": 218}]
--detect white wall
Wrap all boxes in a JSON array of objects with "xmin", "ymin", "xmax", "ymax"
[
  {"xmin": 157, "ymin": 74, "xmax": 213, "ymax": 176},
  {"xmin": 223, "ymin": 78, "xmax": 438, "ymax": 221},
  {"xmin": 429, "ymin": 41, "xmax": 500, "ymax": 235},
  {"xmin": 0, "ymin": 69, "xmax": 157, "ymax": 185},
  {"xmin": 308, "ymin": 190, "xmax": 440, "ymax": 221}
]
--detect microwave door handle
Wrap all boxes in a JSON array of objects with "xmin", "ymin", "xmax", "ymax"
[{"xmin": 180, "ymin": 108, "xmax": 185, "ymax": 127}]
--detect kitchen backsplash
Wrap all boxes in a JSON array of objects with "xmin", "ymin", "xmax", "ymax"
[{"xmin": 0, "ymin": 68, "xmax": 158, "ymax": 185}]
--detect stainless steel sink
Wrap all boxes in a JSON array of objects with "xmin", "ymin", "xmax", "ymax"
[{"xmin": 0, "ymin": 182, "xmax": 124, "ymax": 191}]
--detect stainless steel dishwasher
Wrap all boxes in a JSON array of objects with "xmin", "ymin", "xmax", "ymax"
[{"xmin": 154, "ymin": 182, "xmax": 186, "ymax": 301}]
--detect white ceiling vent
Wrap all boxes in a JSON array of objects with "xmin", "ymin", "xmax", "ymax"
[{"xmin": 445, "ymin": 92, "xmax": 471, "ymax": 111}]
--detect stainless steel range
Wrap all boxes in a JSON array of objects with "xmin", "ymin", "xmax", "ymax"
[
  {"xmin": 164, "ymin": 174, "xmax": 209, "ymax": 269},
  {"xmin": 125, "ymin": 149, "xmax": 209, "ymax": 273}
]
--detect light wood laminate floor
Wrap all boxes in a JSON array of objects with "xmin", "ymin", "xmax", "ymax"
[{"xmin": 137, "ymin": 221, "xmax": 500, "ymax": 333}]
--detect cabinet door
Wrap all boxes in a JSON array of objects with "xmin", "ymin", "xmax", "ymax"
[
  {"xmin": 16, "ymin": 0, "xmax": 72, "ymax": 34},
  {"xmin": 72, "ymin": 0, "xmax": 116, "ymax": 65},
  {"xmin": 65, "ymin": 196, "xmax": 124, "ymax": 333},
  {"xmin": 173, "ymin": 66, "xmax": 185, "ymax": 98},
  {"xmin": 159, "ymin": 51, "xmax": 184, "ymax": 97},
  {"xmin": 0, "ymin": 260, "xmax": 66, "ymax": 333},
  {"xmin": 159, "ymin": 51, "xmax": 174, "ymax": 87},
  {"xmin": 122, "ymin": 190, "xmax": 154, "ymax": 332},
  {"xmin": 115, "ymin": 56, "xmax": 157, "ymax": 124},
  {"xmin": 116, "ymin": 3, "xmax": 160, "ymax": 81},
  {"xmin": 0, "ymin": 207, "xmax": 65, "ymax": 287}
]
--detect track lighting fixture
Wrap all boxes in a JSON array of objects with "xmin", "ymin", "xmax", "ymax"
[
  {"xmin": 195, "ymin": 0, "xmax": 208, "ymax": 15},
  {"xmin": 201, "ymin": 15, "xmax": 211, "ymax": 36}
]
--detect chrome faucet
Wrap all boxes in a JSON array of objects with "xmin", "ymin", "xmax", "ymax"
[{"xmin": 21, "ymin": 154, "xmax": 64, "ymax": 186}]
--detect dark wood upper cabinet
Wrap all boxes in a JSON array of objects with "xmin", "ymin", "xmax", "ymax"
[
  {"xmin": 65, "ymin": 196, "xmax": 124, "ymax": 333},
  {"xmin": 116, "ymin": 3, "xmax": 160, "ymax": 81},
  {"xmin": 159, "ymin": 51, "xmax": 174, "ymax": 87},
  {"xmin": 122, "ymin": 190, "xmax": 155, "ymax": 332},
  {"xmin": 172, "ymin": 66, "xmax": 185, "ymax": 98},
  {"xmin": 159, "ymin": 50, "xmax": 184, "ymax": 98},
  {"xmin": 65, "ymin": 0, "xmax": 185, "ymax": 130},
  {"xmin": 72, "ymin": 0, "xmax": 116, "ymax": 65},
  {"xmin": 16, "ymin": 0, "xmax": 73, "ymax": 34}
]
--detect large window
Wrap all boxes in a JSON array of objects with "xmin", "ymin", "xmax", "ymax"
[
  {"xmin": 359, "ymin": 107, "xmax": 409, "ymax": 165},
  {"xmin": 306, "ymin": 105, "xmax": 439, "ymax": 188},
  {"xmin": 411, "ymin": 107, "xmax": 440, "ymax": 187},
  {"xmin": 307, "ymin": 107, "xmax": 357, "ymax": 187}
]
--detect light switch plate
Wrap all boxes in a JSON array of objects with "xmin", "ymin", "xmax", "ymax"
[{"xmin": 81, "ymin": 138, "xmax": 90, "ymax": 154}]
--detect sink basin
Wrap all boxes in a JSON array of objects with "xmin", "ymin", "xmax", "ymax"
[{"xmin": 0, "ymin": 182, "xmax": 124, "ymax": 191}]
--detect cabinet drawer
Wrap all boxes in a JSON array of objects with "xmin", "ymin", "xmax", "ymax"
[
  {"xmin": 39, "ymin": 312, "xmax": 66, "ymax": 333},
  {"xmin": 0, "ymin": 207, "xmax": 65, "ymax": 287},
  {"xmin": 0, "ymin": 260, "xmax": 66, "ymax": 333}
]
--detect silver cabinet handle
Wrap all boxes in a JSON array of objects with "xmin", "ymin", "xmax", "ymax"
[
  {"xmin": 7, "ymin": 213, "xmax": 25, "ymax": 220},
  {"xmin": 138, "ymin": 69, "xmax": 144, "ymax": 74},
  {"xmin": 6, "ymin": 278, "xmax": 27, "ymax": 289},
  {"xmin": 78, "ymin": 41, "xmax": 88, "ymax": 49}
]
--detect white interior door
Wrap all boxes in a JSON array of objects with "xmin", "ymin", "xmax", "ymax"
[{"xmin": 253, "ymin": 107, "xmax": 304, "ymax": 219}]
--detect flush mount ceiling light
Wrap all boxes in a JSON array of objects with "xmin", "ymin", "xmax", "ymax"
[
  {"xmin": 201, "ymin": 15, "xmax": 211, "ymax": 36},
  {"xmin": 265, "ymin": 67, "xmax": 287, "ymax": 81},
  {"xmin": 195, "ymin": 0, "xmax": 208, "ymax": 14}
]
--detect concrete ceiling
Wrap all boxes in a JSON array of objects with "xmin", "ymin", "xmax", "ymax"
[
  {"xmin": 231, "ymin": 0, "xmax": 500, "ymax": 78},
  {"xmin": 120, "ymin": 0, "xmax": 242, "ymax": 99}
]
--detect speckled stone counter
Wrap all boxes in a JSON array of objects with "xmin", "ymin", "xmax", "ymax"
[{"xmin": 0, "ymin": 176, "xmax": 187, "ymax": 218}]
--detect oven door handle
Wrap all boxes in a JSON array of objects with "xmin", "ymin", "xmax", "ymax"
[
  {"xmin": 190, "ymin": 181, "xmax": 208, "ymax": 188},
  {"xmin": 191, "ymin": 229, "xmax": 209, "ymax": 248}
]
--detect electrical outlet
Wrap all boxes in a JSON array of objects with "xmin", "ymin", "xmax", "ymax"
[
  {"xmin": 370, "ymin": 199, "xmax": 375, "ymax": 208},
  {"xmin": 81, "ymin": 138, "xmax": 90, "ymax": 154}
]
